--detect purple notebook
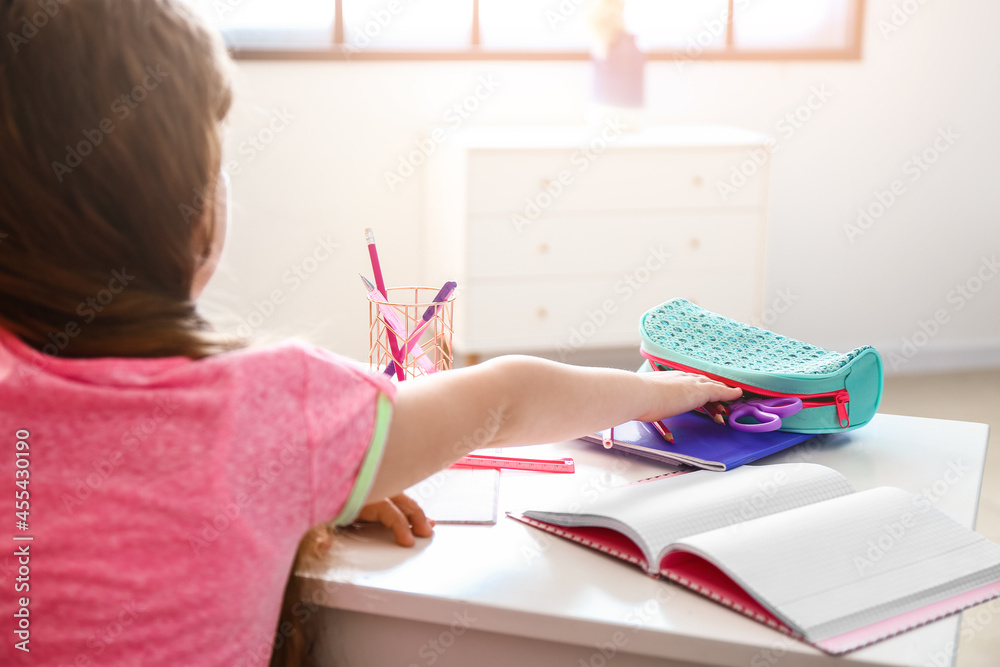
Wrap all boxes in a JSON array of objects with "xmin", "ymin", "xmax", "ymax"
[{"xmin": 580, "ymin": 411, "xmax": 815, "ymax": 471}]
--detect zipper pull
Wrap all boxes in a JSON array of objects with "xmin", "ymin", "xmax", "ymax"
[{"xmin": 836, "ymin": 391, "xmax": 850, "ymax": 428}]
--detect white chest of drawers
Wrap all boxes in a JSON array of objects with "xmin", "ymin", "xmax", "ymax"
[{"xmin": 423, "ymin": 125, "xmax": 771, "ymax": 358}]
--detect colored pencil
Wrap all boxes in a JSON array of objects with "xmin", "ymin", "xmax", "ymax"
[
  {"xmin": 652, "ymin": 420, "xmax": 674, "ymax": 443},
  {"xmin": 365, "ymin": 228, "xmax": 406, "ymax": 381}
]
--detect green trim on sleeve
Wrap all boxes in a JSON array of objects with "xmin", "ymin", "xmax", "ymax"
[{"xmin": 332, "ymin": 392, "xmax": 393, "ymax": 526}]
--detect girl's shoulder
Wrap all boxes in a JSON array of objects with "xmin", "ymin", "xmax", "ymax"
[
  {"xmin": 211, "ymin": 338, "xmax": 396, "ymax": 399},
  {"xmin": 0, "ymin": 329, "xmax": 393, "ymax": 399}
]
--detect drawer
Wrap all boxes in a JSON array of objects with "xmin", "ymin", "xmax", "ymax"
[
  {"xmin": 456, "ymin": 270, "xmax": 760, "ymax": 354},
  {"xmin": 466, "ymin": 147, "xmax": 766, "ymax": 215},
  {"xmin": 465, "ymin": 213, "xmax": 763, "ymax": 279}
]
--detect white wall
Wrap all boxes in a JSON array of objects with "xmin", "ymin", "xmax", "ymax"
[{"xmin": 201, "ymin": 0, "xmax": 1000, "ymax": 374}]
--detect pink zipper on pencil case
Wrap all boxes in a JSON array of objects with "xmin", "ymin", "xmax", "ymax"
[{"xmin": 640, "ymin": 350, "xmax": 851, "ymax": 428}]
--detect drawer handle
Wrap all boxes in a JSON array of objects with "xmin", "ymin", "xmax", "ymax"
[
  {"xmin": 540, "ymin": 178, "xmax": 551, "ymax": 190},
  {"xmin": 689, "ymin": 237, "xmax": 701, "ymax": 250},
  {"xmin": 538, "ymin": 243, "xmax": 550, "ymax": 255},
  {"xmin": 537, "ymin": 307, "xmax": 548, "ymax": 320},
  {"xmin": 692, "ymin": 175, "xmax": 704, "ymax": 187}
]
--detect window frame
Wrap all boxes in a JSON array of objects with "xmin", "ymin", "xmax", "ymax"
[{"xmin": 227, "ymin": 0, "xmax": 866, "ymax": 62}]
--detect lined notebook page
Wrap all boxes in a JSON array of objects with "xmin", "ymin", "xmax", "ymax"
[
  {"xmin": 523, "ymin": 463, "xmax": 855, "ymax": 572},
  {"xmin": 675, "ymin": 486, "xmax": 1000, "ymax": 642}
]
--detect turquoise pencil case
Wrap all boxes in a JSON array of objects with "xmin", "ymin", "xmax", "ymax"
[{"xmin": 638, "ymin": 298, "xmax": 884, "ymax": 434}]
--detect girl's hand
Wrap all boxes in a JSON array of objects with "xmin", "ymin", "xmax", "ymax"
[
  {"xmin": 635, "ymin": 371, "xmax": 743, "ymax": 423},
  {"xmin": 356, "ymin": 493, "xmax": 435, "ymax": 547}
]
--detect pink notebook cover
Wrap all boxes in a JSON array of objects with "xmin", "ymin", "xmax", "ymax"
[{"xmin": 508, "ymin": 513, "xmax": 1000, "ymax": 655}]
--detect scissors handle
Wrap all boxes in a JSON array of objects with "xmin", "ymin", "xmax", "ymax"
[
  {"xmin": 749, "ymin": 397, "xmax": 803, "ymax": 418},
  {"xmin": 729, "ymin": 405, "xmax": 783, "ymax": 432},
  {"xmin": 727, "ymin": 397, "xmax": 803, "ymax": 433}
]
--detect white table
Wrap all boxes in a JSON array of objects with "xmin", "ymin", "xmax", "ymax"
[{"xmin": 299, "ymin": 414, "xmax": 991, "ymax": 667}]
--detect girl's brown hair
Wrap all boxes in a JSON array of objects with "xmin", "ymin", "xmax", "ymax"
[
  {"xmin": 272, "ymin": 524, "xmax": 339, "ymax": 667},
  {"xmin": 2, "ymin": 1, "xmax": 319, "ymax": 664},
  {"xmin": 0, "ymin": 0, "xmax": 239, "ymax": 359}
]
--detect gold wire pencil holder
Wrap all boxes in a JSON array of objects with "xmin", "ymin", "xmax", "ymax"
[{"xmin": 368, "ymin": 286, "xmax": 456, "ymax": 380}]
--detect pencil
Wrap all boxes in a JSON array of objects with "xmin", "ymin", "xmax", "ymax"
[
  {"xmin": 365, "ymin": 228, "xmax": 406, "ymax": 381},
  {"xmin": 652, "ymin": 420, "xmax": 674, "ymax": 443},
  {"xmin": 705, "ymin": 402, "xmax": 728, "ymax": 424}
]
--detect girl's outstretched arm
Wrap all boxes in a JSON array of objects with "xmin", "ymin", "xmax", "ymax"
[{"xmin": 366, "ymin": 356, "xmax": 741, "ymax": 501}]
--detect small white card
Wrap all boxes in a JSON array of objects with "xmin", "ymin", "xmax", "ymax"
[{"xmin": 405, "ymin": 467, "xmax": 500, "ymax": 525}]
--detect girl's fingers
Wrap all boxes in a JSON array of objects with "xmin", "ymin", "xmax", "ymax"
[
  {"xmin": 642, "ymin": 371, "xmax": 741, "ymax": 421},
  {"xmin": 390, "ymin": 493, "xmax": 436, "ymax": 537},
  {"xmin": 356, "ymin": 498, "xmax": 424, "ymax": 546},
  {"xmin": 371, "ymin": 499, "xmax": 418, "ymax": 547},
  {"xmin": 355, "ymin": 495, "xmax": 434, "ymax": 546}
]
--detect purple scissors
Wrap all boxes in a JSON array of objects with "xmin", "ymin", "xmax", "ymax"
[{"xmin": 727, "ymin": 396, "xmax": 803, "ymax": 433}]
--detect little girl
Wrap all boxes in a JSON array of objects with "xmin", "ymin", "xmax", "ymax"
[{"xmin": 0, "ymin": 1, "xmax": 740, "ymax": 665}]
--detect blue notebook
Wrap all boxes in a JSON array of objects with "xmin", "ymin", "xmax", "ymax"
[{"xmin": 580, "ymin": 412, "xmax": 816, "ymax": 471}]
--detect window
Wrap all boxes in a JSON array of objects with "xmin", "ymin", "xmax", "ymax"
[{"xmin": 187, "ymin": 0, "xmax": 865, "ymax": 60}]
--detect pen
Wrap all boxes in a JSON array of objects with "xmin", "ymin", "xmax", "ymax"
[{"xmin": 365, "ymin": 228, "xmax": 406, "ymax": 381}]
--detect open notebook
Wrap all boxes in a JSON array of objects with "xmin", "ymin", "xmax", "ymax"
[{"xmin": 509, "ymin": 463, "xmax": 1000, "ymax": 654}]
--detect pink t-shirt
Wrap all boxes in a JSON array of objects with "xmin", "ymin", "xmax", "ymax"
[{"xmin": 0, "ymin": 328, "xmax": 395, "ymax": 665}]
